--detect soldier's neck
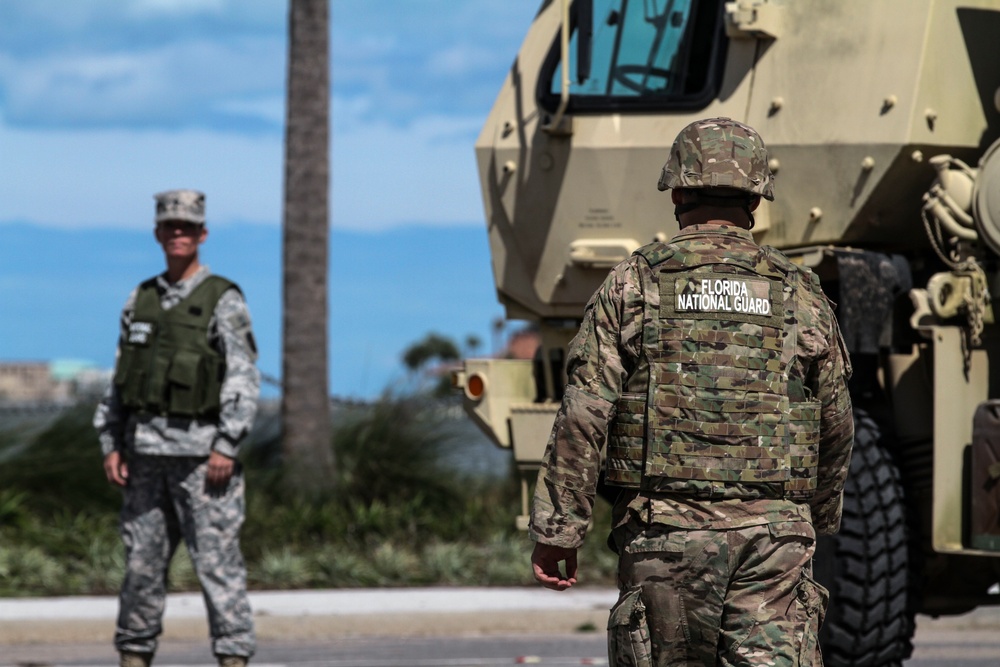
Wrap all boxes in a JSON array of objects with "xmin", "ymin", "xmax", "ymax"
[
  {"xmin": 165, "ymin": 257, "xmax": 202, "ymax": 284},
  {"xmin": 678, "ymin": 204, "xmax": 752, "ymax": 228}
]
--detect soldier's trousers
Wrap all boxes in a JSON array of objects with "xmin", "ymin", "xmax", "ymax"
[
  {"xmin": 609, "ymin": 520, "xmax": 827, "ymax": 667},
  {"xmin": 115, "ymin": 455, "xmax": 255, "ymax": 658}
]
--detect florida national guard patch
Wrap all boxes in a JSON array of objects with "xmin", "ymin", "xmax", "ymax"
[
  {"xmin": 675, "ymin": 276, "xmax": 773, "ymax": 315},
  {"xmin": 660, "ymin": 270, "xmax": 783, "ymax": 328}
]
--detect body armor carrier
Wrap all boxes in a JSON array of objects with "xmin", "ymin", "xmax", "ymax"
[
  {"xmin": 605, "ymin": 243, "xmax": 820, "ymax": 500},
  {"xmin": 114, "ymin": 275, "xmax": 237, "ymax": 419}
]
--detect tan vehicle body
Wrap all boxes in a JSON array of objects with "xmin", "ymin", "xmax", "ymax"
[{"xmin": 455, "ymin": 0, "xmax": 1000, "ymax": 664}]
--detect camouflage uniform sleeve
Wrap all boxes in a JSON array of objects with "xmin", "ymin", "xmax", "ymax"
[
  {"xmin": 93, "ymin": 287, "xmax": 138, "ymax": 457},
  {"xmin": 210, "ymin": 287, "xmax": 261, "ymax": 458},
  {"xmin": 529, "ymin": 258, "xmax": 644, "ymax": 548},
  {"xmin": 806, "ymin": 284, "xmax": 855, "ymax": 535}
]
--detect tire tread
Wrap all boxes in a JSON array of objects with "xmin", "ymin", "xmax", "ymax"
[{"xmin": 816, "ymin": 409, "xmax": 915, "ymax": 667}]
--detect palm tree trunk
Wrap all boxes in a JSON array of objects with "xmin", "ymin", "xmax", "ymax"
[{"xmin": 281, "ymin": 0, "xmax": 333, "ymax": 492}]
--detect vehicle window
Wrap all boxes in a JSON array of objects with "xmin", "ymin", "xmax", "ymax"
[{"xmin": 540, "ymin": 0, "xmax": 725, "ymax": 112}]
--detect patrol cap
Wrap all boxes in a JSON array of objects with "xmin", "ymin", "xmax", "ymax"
[
  {"xmin": 658, "ymin": 117, "xmax": 775, "ymax": 200},
  {"xmin": 154, "ymin": 189, "xmax": 206, "ymax": 225}
]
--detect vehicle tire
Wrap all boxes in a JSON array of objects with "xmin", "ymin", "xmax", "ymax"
[{"xmin": 813, "ymin": 408, "xmax": 915, "ymax": 667}]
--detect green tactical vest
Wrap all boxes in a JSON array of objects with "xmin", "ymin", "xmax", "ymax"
[
  {"xmin": 605, "ymin": 242, "xmax": 821, "ymax": 501},
  {"xmin": 113, "ymin": 275, "xmax": 237, "ymax": 419}
]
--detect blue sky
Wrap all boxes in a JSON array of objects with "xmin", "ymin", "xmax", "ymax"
[{"xmin": 0, "ymin": 1, "xmax": 541, "ymax": 399}]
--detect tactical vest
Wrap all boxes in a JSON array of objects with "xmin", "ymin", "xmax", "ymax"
[
  {"xmin": 605, "ymin": 242, "xmax": 821, "ymax": 500},
  {"xmin": 113, "ymin": 275, "xmax": 237, "ymax": 419}
]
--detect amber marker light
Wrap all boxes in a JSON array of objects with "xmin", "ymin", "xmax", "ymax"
[{"xmin": 465, "ymin": 373, "xmax": 486, "ymax": 401}]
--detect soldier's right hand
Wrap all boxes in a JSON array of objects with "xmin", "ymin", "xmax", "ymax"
[
  {"xmin": 531, "ymin": 542, "xmax": 579, "ymax": 591},
  {"xmin": 104, "ymin": 451, "xmax": 129, "ymax": 487}
]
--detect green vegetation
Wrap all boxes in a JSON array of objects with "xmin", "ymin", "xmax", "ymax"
[
  {"xmin": 0, "ymin": 398, "xmax": 617, "ymax": 597},
  {"xmin": 401, "ymin": 332, "xmax": 464, "ymax": 396}
]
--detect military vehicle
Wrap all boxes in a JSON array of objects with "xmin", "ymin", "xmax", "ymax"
[{"xmin": 452, "ymin": 0, "xmax": 1000, "ymax": 664}]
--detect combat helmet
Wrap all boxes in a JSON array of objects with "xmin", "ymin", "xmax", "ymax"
[{"xmin": 658, "ymin": 116, "xmax": 774, "ymax": 201}]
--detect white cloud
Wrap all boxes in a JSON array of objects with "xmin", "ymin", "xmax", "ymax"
[
  {"xmin": 0, "ymin": 1, "xmax": 282, "ymax": 52},
  {"xmin": 1, "ymin": 52, "xmax": 162, "ymax": 121},
  {"xmin": 0, "ymin": 121, "xmax": 281, "ymax": 228},
  {"xmin": 0, "ymin": 97, "xmax": 486, "ymax": 233},
  {"xmin": 332, "ymin": 33, "xmax": 397, "ymax": 64},
  {"xmin": 126, "ymin": 0, "xmax": 227, "ymax": 17},
  {"xmin": 426, "ymin": 44, "xmax": 500, "ymax": 78},
  {"xmin": 212, "ymin": 95, "xmax": 286, "ymax": 126},
  {"xmin": 332, "ymin": 99, "xmax": 485, "ymax": 231},
  {"xmin": 0, "ymin": 1, "xmax": 530, "ymax": 232},
  {"xmin": 0, "ymin": 38, "xmax": 283, "ymax": 128}
]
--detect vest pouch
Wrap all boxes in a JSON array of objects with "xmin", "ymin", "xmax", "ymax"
[
  {"xmin": 607, "ymin": 393, "xmax": 646, "ymax": 488},
  {"xmin": 970, "ymin": 400, "xmax": 1000, "ymax": 551},
  {"xmin": 200, "ymin": 357, "xmax": 225, "ymax": 416},
  {"xmin": 114, "ymin": 348, "xmax": 145, "ymax": 410},
  {"xmin": 785, "ymin": 401, "xmax": 821, "ymax": 499},
  {"xmin": 166, "ymin": 350, "xmax": 203, "ymax": 417}
]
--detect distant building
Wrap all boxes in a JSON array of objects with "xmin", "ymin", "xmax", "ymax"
[
  {"xmin": 0, "ymin": 360, "xmax": 111, "ymax": 406},
  {"xmin": 0, "ymin": 362, "xmax": 60, "ymax": 403},
  {"xmin": 504, "ymin": 327, "xmax": 541, "ymax": 360},
  {"xmin": 51, "ymin": 359, "xmax": 113, "ymax": 399}
]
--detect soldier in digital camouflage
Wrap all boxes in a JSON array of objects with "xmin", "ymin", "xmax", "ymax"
[
  {"xmin": 529, "ymin": 118, "xmax": 854, "ymax": 666},
  {"xmin": 94, "ymin": 189, "xmax": 260, "ymax": 667}
]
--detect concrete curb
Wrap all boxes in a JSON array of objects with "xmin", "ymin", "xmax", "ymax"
[
  {"xmin": 3, "ymin": 587, "xmax": 999, "ymax": 646},
  {"xmin": 0, "ymin": 587, "xmax": 619, "ymax": 621},
  {"xmin": 0, "ymin": 588, "xmax": 620, "ymax": 645}
]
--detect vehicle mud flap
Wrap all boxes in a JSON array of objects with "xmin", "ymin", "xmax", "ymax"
[
  {"xmin": 607, "ymin": 586, "xmax": 652, "ymax": 667},
  {"xmin": 970, "ymin": 400, "xmax": 1000, "ymax": 551}
]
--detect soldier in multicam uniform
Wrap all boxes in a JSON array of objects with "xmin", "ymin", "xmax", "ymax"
[
  {"xmin": 94, "ymin": 189, "xmax": 260, "ymax": 667},
  {"xmin": 529, "ymin": 118, "xmax": 854, "ymax": 666}
]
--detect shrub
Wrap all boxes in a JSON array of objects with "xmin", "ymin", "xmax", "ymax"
[{"xmin": 0, "ymin": 397, "xmax": 617, "ymax": 595}]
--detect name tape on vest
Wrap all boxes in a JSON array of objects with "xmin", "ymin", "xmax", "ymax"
[
  {"xmin": 675, "ymin": 277, "xmax": 773, "ymax": 315},
  {"xmin": 128, "ymin": 321, "xmax": 155, "ymax": 345}
]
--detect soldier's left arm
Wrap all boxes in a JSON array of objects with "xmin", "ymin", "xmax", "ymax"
[
  {"xmin": 529, "ymin": 258, "xmax": 644, "ymax": 549},
  {"xmin": 808, "ymin": 298, "xmax": 855, "ymax": 535},
  {"xmin": 94, "ymin": 287, "xmax": 139, "ymax": 458},
  {"xmin": 210, "ymin": 288, "xmax": 261, "ymax": 458}
]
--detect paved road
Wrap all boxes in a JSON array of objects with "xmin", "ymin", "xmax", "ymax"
[
  {"xmin": 2, "ymin": 588, "xmax": 999, "ymax": 666},
  {"xmin": 2, "ymin": 636, "xmax": 613, "ymax": 667},
  {"xmin": 0, "ymin": 587, "xmax": 615, "ymax": 666},
  {"xmin": 5, "ymin": 634, "xmax": 1000, "ymax": 667}
]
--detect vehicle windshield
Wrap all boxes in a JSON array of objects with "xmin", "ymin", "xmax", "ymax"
[{"xmin": 541, "ymin": 0, "xmax": 724, "ymax": 111}]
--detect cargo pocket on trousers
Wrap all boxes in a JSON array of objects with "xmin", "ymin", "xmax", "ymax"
[
  {"xmin": 795, "ymin": 572, "xmax": 829, "ymax": 666},
  {"xmin": 607, "ymin": 587, "xmax": 652, "ymax": 667}
]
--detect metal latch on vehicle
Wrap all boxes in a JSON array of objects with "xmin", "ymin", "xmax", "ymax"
[
  {"xmin": 725, "ymin": 1, "xmax": 782, "ymax": 40},
  {"xmin": 569, "ymin": 238, "xmax": 640, "ymax": 269}
]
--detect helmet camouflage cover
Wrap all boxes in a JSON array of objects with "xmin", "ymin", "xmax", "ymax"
[
  {"xmin": 658, "ymin": 117, "xmax": 775, "ymax": 200},
  {"xmin": 154, "ymin": 189, "xmax": 206, "ymax": 225}
]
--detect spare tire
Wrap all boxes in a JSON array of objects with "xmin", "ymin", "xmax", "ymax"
[{"xmin": 813, "ymin": 408, "xmax": 915, "ymax": 667}]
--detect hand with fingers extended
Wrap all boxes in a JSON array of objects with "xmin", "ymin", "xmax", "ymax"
[{"xmin": 531, "ymin": 542, "xmax": 579, "ymax": 591}]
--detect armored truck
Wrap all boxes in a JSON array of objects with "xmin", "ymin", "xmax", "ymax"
[{"xmin": 452, "ymin": 0, "xmax": 1000, "ymax": 664}]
